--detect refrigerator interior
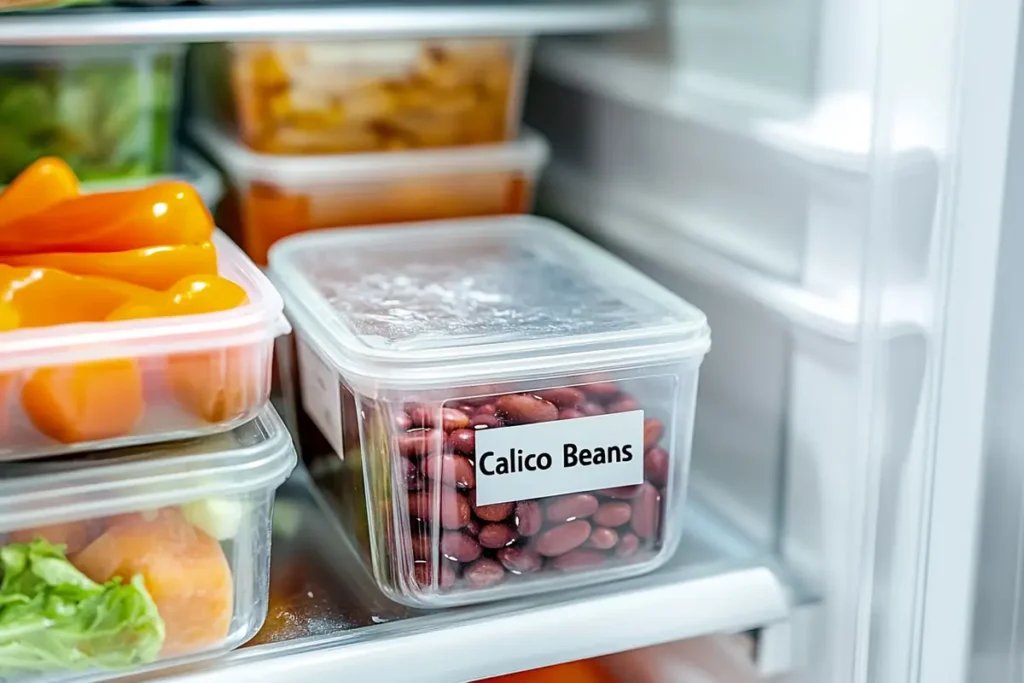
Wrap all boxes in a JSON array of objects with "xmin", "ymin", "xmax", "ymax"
[{"xmin": 1, "ymin": 0, "xmax": 1021, "ymax": 680}]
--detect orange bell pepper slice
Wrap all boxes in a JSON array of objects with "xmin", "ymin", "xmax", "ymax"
[
  {"xmin": 21, "ymin": 359, "xmax": 144, "ymax": 445},
  {"xmin": 0, "ymin": 265, "xmax": 157, "ymax": 328},
  {"xmin": 0, "ymin": 181, "xmax": 214, "ymax": 255},
  {"xmin": 109, "ymin": 274, "xmax": 258, "ymax": 424},
  {"xmin": 0, "ymin": 157, "xmax": 79, "ymax": 226},
  {"xmin": 0, "ymin": 242, "xmax": 218, "ymax": 290}
]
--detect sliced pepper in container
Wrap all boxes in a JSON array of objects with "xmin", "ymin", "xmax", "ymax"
[
  {"xmin": 0, "ymin": 157, "xmax": 284, "ymax": 459},
  {"xmin": 0, "ymin": 242, "xmax": 218, "ymax": 290},
  {"xmin": 0, "ymin": 181, "xmax": 214, "ymax": 255}
]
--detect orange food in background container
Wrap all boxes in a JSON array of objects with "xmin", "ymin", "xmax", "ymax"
[
  {"xmin": 193, "ymin": 38, "xmax": 530, "ymax": 155},
  {"xmin": 190, "ymin": 119, "xmax": 548, "ymax": 265}
]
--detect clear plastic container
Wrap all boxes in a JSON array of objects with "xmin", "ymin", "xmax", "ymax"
[
  {"xmin": 0, "ymin": 232, "xmax": 288, "ymax": 462},
  {"xmin": 0, "ymin": 405, "xmax": 296, "ymax": 681},
  {"xmin": 0, "ymin": 44, "xmax": 181, "ymax": 184},
  {"xmin": 192, "ymin": 38, "xmax": 530, "ymax": 155},
  {"xmin": 269, "ymin": 217, "xmax": 710, "ymax": 607},
  {"xmin": 189, "ymin": 119, "xmax": 548, "ymax": 266}
]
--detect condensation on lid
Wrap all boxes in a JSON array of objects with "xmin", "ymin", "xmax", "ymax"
[
  {"xmin": 269, "ymin": 216, "xmax": 710, "ymax": 391},
  {"xmin": 0, "ymin": 405, "xmax": 296, "ymax": 533}
]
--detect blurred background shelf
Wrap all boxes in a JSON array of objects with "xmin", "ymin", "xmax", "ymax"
[
  {"xmin": 0, "ymin": 0, "xmax": 651, "ymax": 44},
  {"xmin": 126, "ymin": 464, "xmax": 809, "ymax": 683}
]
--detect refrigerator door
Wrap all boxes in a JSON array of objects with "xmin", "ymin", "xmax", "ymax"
[{"xmin": 529, "ymin": 0, "xmax": 1024, "ymax": 681}]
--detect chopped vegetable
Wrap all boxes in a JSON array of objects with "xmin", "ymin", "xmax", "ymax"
[
  {"xmin": 0, "ymin": 47, "xmax": 175, "ymax": 183},
  {"xmin": 181, "ymin": 498, "xmax": 244, "ymax": 541},
  {"xmin": 73, "ymin": 508, "xmax": 233, "ymax": 657},
  {"xmin": 0, "ymin": 538, "xmax": 165, "ymax": 676}
]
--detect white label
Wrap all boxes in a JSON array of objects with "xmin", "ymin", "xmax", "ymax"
[
  {"xmin": 297, "ymin": 338, "xmax": 344, "ymax": 457},
  {"xmin": 474, "ymin": 411, "xmax": 645, "ymax": 506}
]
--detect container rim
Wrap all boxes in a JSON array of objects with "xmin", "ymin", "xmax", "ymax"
[
  {"xmin": 188, "ymin": 118, "xmax": 550, "ymax": 188},
  {"xmin": 0, "ymin": 231, "xmax": 289, "ymax": 371},
  {"xmin": 0, "ymin": 405, "xmax": 297, "ymax": 533},
  {"xmin": 269, "ymin": 216, "xmax": 711, "ymax": 394}
]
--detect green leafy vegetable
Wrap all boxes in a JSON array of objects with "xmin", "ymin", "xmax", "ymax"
[
  {"xmin": 0, "ymin": 538, "xmax": 165, "ymax": 677},
  {"xmin": 0, "ymin": 47, "xmax": 176, "ymax": 183}
]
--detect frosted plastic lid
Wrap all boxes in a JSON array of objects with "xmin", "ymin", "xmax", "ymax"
[
  {"xmin": 0, "ymin": 405, "xmax": 296, "ymax": 532},
  {"xmin": 269, "ymin": 216, "xmax": 710, "ymax": 392},
  {"xmin": 188, "ymin": 119, "xmax": 550, "ymax": 188}
]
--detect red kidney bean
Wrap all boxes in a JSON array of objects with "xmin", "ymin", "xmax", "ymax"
[
  {"xmin": 448, "ymin": 428, "xmax": 476, "ymax": 455},
  {"xmin": 471, "ymin": 414, "xmax": 502, "ymax": 429},
  {"xmin": 534, "ymin": 520, "xmax": 592, "ymax": 557},
  {"xmin": 545, "ymin": 494, "xmax": 599, "ymax": 523},
  {"xmin": 643, "ymin": 418, "xmax": 664, "ymax": 450},
  {"xmin": 408, "ymin": 491, "xmax": 470, "ymax": 530},
  {"xmin": 630, "ymin": 483, "xmax": 661, "ymax": 539},
  {"xmin": 397, "ymin": 429, "xmax": 438, "ymax": 458},
  {"xmin": 421, "ymin": 453, "xmax": 475, "ymax": 490},
  {"xmin": 474, "ymin": 403, "xmax": 497, "ymax": 417},
  {"xmin": 553, "ymin": 549, "xmax": 608, "ymax": 571},
  {"xmin": 586, "ymin": 527, "xmax": 619, "ymax": 550},
  {"xmin": 473, "ymin": 501, "xmax": 514, "ymax": 522},
  {"xmin": 495, "ymin": 394, "xmax": 558, "ymax": 425},
  {"xmin": 411, "ymin": 534, "xmax": 432, "ymax": 560},
  {"xmin": 408, "ymin": 405, "xmax": 435, "ymax": 428},
  {"xmin": 536, "ymin": 387, "xmax": 585, "ymax": 408},
  {"xmin": 442, "ymin": 408, "xmax": 471, "ymax": 432},
  {"xmin": 440, "ymin": 531, "xmax": 482, "ymax": 562},
  {"xmin": 514, "ymin": 501, "xmax": 543, "ymax": 536},
  {"xmin": 644, "ymin": 447, "xmax": 669, "ymax": 487},
  {"xmin": 478, "ymin": 523, "xmax": 519, "ymax": 549},
  {"xmin": 498, "ymin": 546, "xmax": 543, "ymax": 575},
  {"xmin": 582, "ymin": 382, "xmax": 621, "ymax": 399},
  {"xmin": 593, "ymin": 501, "xmax": 632, "ymax": 528},
  {"xmin": 614, "ymin": 533, "xmax": 640, "ymax": 558},
  {"xmin": 414, "ymin": 559, "xmax": 457, "ymax": 589},
  {"xmin": 394, "ymin": 384, "xmax": 673, "ymax": 593},
  {"xmin": 606, "ymin": 396, "xmax": 640, "ymax": 413},
  {"xmin": 599, "ymin": 485, "xmax": 643, "ymax": 499},
  {"xmin": 463, "ymin": 558, "xmax": 506, "ymax": 588}
]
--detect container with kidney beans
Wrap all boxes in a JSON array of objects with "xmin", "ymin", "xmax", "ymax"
[{"xmin": 269, "ymin": 217, "xmax": 711, "ymax": 607}]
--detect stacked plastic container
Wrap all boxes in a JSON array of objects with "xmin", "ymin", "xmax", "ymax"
[
  {"xmin": 0, "ymin": 162, "xmax": 296, "ymax": 678},
  {"xmin": 270, "ymin": 217, "xmax": 710, "ymax": 607},
  {"xmin": 189, "ymin": 38, "xmax": 549, "ymax": 265}
]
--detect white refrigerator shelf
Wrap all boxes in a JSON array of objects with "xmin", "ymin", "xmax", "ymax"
[
  {"xmin": 129, "ymin": 466, "xmax": 805, "ymax": 683},
  {"xmin": 0, "ymin": 0, "xmax": 649, "ymax": 44}
]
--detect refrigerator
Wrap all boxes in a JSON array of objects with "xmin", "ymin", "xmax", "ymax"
[{"xmin": 0, "ymin": 0, "xmax": 1018, "ymax": 681}]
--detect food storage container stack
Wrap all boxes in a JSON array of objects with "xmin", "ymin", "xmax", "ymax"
[
  {"xmin": 0, "ymin": 45, "xmax": 181, "ymax": 184},
  {"xmin": 0, "ymin": 406, "xmax": 297, "ymax": 680},
  {"xmin": 0, "ymin": 148, "xmax": 297, "ymax": 678},
  {"xmin": 189, "ymin": 39, "xmax": 547, "ymax": 265},
  {"xmin": 269, "ymin": 216, "xmax": 711, "ymax": 607}
]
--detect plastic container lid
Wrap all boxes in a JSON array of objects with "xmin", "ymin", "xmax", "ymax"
[
  {"xmin": 188, "ymin": 119, "xmax": 550, "ymax": 188},
  {"xmin": 0, "ymin": 231, "xmax": 287, "ymax": 372},
  {"xmin": 268, "ymin": 216, "xmax": 710, "ymax": 393},
  {"xmin": 0, "ymin": 405, "xmax": 296, "ymax": 533}
]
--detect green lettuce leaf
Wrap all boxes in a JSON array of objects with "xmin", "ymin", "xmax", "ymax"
[{"xmin": 0, "ymin": 538, "xmax": 165, "ymax": 677}]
